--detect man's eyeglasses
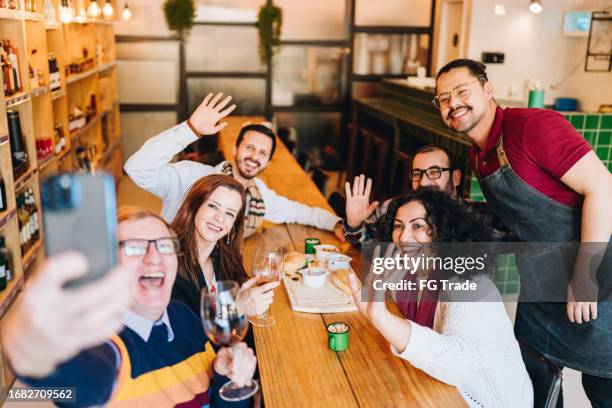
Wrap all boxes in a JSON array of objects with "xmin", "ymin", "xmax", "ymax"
[
  {"xmin": 119, "ymin": 238, "xmax": 180, "ymax": 257},
  {"xmin": 432, "ymin": 78, "xmax": 484, "ymax": 110},
  {"xmin": 409, "ymin": 166, "xmax": 451, "ymax": 182}
]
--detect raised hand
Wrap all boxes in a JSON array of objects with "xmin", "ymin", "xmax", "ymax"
[
  {"xmin": 345, "ymin": 175, "xmax": 380, "ymax": 228},
  {"xmin": 188, "ymin": 92, "xmax": 237, "ymax": 136}
]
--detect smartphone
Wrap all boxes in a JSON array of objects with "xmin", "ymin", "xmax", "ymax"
[{"xmin": 42, "ymin": 172, "xmax": 118, "ymax": 289}]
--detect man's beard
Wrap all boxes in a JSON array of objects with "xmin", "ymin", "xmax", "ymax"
[
  {"xmin": 236, "ymin": 158, "xmax": 261, "ymax": 180},
  {"xmin": 447, "ymin": 104, "xmax": 482, "ymax": 133},
  {"xmin": 441, "ymin": 177, "xmax": 455, "ymax": 197}
]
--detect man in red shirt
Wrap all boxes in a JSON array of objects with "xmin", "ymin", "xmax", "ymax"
[{"xmin": 434, "ymin": 59, "xmax": 612, "ymax": 407}]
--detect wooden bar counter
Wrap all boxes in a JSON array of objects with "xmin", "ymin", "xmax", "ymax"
[{"xmin": 219, "ymin": 117, "xmax": 466, "ymax": 407}]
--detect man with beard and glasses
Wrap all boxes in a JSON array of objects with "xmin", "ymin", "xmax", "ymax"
[
  {"xmin": 125, "ymin": 92, "xmax": 344, "ymax": 239},
  {"xmin": 342, "ymin": 144, "xmax": 507, "ymax": 249},
  {"xmin": 434, "ymin": 58, "xmax": 612, "ymax": 407}
]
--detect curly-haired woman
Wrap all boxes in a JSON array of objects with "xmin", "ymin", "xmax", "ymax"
[{"xmin": 350, "ymin": 188, "xmax": 533, "ymax": 407}]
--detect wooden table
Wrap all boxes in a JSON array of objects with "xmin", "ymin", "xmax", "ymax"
[{"xmin": 219, "ymin": 118, "xmax": 466, "ymax": 407}]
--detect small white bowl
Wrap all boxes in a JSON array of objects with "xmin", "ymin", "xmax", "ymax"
[
  {"xmin": 327, "ymin": 253, "xmax": 352, "ymax": 271},
  {"xmin": 314, "ymin": 244, "xmax": 339, "ymax": 262},
  {"xmin": 301, "ymin": 267, "xmax": 329, "ymax": 288}
]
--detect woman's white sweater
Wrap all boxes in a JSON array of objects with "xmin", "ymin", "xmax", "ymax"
[{"xmin": 392, "ymin": 278, "xmax": 533, "ymax": 408}]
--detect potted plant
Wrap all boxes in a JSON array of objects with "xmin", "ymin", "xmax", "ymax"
[
  {"xmin": 163, "ymin": 0, "xmax": 196, "ymax": 39},
  {"xmin": 257, "ymin": 1, "xmax": 282, "ymax": 66}
]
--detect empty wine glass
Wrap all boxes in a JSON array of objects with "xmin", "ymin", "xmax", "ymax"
[
  {"xmin": 249, "ymin": 245, "xmax": 283, "ymax": 327},
  {"xmin": 201, "ymin": 280, "xmax": 258, "ymax": 401}
]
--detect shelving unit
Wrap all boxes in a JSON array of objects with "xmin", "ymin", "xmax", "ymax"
[{"xmin": 0, "ymin": 0, "xmax": 122, "ymax": 396}]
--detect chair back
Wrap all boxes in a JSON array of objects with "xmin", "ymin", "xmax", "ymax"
[{"xmin": 518, "ymin": 339, "xmax": 562, "ymax": 408}]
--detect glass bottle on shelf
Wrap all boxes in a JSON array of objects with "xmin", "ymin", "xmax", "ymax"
[
  {"xmin": 1, "ymin": 42, "xmax": 13, "ymax": 96},
  {"xmin": 27, "ymin": 189, "xmax": 39, "ymax": 243},
  {"xmin": 48, "ymin": 53, "xmax": 61, "ymax": 91},
  {"xmin": 0, "ymin": 236, "xmax": 13, "ymax": 283},
  {"xmin": 17, "ymin": 195, "xmax": 28, "ymax": 254},
  {"xmin": 0, "ymin": 240, "xmax": 7, "ymax": 291},
  {"xmin": 7, "ymin": 110, "xmax": 29, "ymax": 180},
  {"xmin": 0, "ymin": 173, "xmax": 7, "ymax": 212},
  {"xmin": 6, "ymin": 41, "xmax": 22, "ymax": 93}
]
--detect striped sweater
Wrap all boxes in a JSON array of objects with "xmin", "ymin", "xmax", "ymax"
[{"xmin": 21, "ymin": 301, "xmax": 247, "ymax": 408}]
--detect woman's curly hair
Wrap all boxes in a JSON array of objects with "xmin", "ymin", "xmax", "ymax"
[{"xmin": 383, "ymin": 188, "xmax": 494, "ymax": 278}]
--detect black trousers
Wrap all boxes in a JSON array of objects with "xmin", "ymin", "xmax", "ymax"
[{"xmin": 556, "ymin": 371, "xmax": 612, "ymax": 408}]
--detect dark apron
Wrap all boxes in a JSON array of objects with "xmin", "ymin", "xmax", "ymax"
[{"xmin": 475, "ymin": 134, "xmax": 612, "ymax": 378}]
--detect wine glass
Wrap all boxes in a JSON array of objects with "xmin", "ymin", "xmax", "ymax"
[
  {"xmin": 249, "ymin": 245, "xmax": 284, "ymax": 327},
  {"xmin": 201, "ymin": 280, "xmax": 259, "ymax": 402}
]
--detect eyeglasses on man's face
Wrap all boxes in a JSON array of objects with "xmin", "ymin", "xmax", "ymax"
[
  {"xmin": 432, "ymin": 78, "xmax": 484, "ymax": 110},
  {"xmin": 409, "ymin": 166, "xmax": 451, "ymax": 181},
  {"xmin": 119, "ymin": 238, "xmax": 180, "ymax": 257}
]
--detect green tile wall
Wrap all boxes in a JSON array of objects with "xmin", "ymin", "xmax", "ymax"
[
  {"xmin": 564, "ymin": 113, "xmax": 612, "ymax": 172},
  {"xmin": 493, "ymin": 254, "xmax": 520, "ymax": 295}
]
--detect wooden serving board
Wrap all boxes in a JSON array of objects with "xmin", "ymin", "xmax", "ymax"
[{"xmin": 283, "ymin": 270, "xmax": 358, "ymax": 314}]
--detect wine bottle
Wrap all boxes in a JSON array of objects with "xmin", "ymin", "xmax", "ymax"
[
  {"xmin": 0, "ymin": 173, "xmax": 7, "ymax": 212},
  {"xmin": 0, "ymin": 236, "xmax": 13, "ymax": 283},
  {"xmin": 6, "ymin": 41, "xmax": 21, "ymax": 93},
  {"xmin": 27, "ymin": 189, "xmax": 39, "ymax": 243},
  {"xmin": 7, "ymin": 110, "xmax": 29, "ymax": 179},
  {"xmin": 0, "ymin": 246, "xmax": 6, "ymax": 291}
]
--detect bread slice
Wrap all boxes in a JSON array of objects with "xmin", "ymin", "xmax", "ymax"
[
  {"xmin": 284, "ymin": 252, "xmax": 306, "ymax": 274},
  {"xmin": 332, "ymin": 268, "xmax": 352, "ymax": 294}
]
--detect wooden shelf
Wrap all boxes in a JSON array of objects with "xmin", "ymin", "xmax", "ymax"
[
  {"xmin": 37, "ymin": 154, "xmax": 55, "ymax": 171},
  {"xmin": 66, "ymin": 68, "xmax": 98, "ymax": 85},
  {"xmin": 66, "ymin": 61, "xmax": 117, "ymax": 85},
  {"xmin": 31, "ymin": 85, "xmax": 51, "ymax": 98},
  {"xmin": 45, "ymin": 20, "xmax": 61, "ymax": 30},
  {"xmin": 5, "ymin": 92, "xmax": 30, "ymax": 109},
  {"xmin": 102, "ymin": 139, "xmax": 120, "ymax": 164},
  {"xmin": 98, "ymin": 60, "xmax": 117, "ymax": 73},
  {"xmin": 51, "ymin": 89, "xmax": 66, "ymax": 100},
  {"xmin": 70, "ymin": 114, "xmax": 102, "ymax": 142},
  {"xmin": 22, "ymin": 239, "xmax": 42, "ymax": 272},
  {"xmin": 0, "ymin": 274, "xmax": 24, "ymax": 319},
  {"xmin": 14, "ymin": 167, "xmax": 37, "ymax": 192},
  {"xmin": 22, "ymin": 11, "xmax": 45, "ymax": 22},
  {"xmin": 0, "ymin": 208, "xmax": 16, "ymax": 232},
  {"xmin": 0, "ymin": 8, "xmax": 21, "ymax": 20},
  {"xmin": 56, "ymin": 147, "xmax": 71, "ymax": 162}
]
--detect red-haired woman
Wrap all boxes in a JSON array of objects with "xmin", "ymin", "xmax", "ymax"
[{"xmin": 170, "ymin": 174, "xmax": 279, "ymax": 322}]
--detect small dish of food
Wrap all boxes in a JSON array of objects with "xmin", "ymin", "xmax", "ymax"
[
  {"xmin": 327, "ymin": 253, "xmax": 352, "ymax": 271},
  {"xmin": 301, "ymin": 267, "xmax": 329, "ymax": 288},
  {"xmin": 314, "ymin": 244, "xmax": 339, "ymax": 262}
]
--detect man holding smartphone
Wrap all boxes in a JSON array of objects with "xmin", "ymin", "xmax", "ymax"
[
  {"xmin": 124, "ymin": 92, "xmax": 345, "ymax": 239},
  {"xmin": 2, "ymin": 206, "xmax": 257, "ymax": 407}
]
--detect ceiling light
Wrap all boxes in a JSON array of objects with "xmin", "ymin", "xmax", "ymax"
[
  {"xmin": 102, "ymin": 0, "xmax": 114, "ymax": 17},
  {"xmin": 122, "ymin": 4, "xmax": 132, "ymax": 21},
  {"xmin": 87, "ymin": 0, "xmax": 101, "ymax": 18},
  {"xmin": 59, "ymin": 0, "xmax": 74, "ymax": 23},
  {"xmin": 529, "ymin": 0, "xmax": 543, "ymax": 14}
]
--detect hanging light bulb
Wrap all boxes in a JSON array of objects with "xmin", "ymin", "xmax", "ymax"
[
  {"xmin": 59, "ymin": 0, "xmax": 74, "ymax": 23},
  {"xmin": 102, "ymin": 0, "xmax": 114, "ymax": 17},
  {"xmin": 529, "ymin": 0, "xmax": 543, "ymax": 14},
  {"xmin": 75, "ymin": 7, "xmax": 88, "ymax": 23},
  {"xmin": 87, "ymin": 0, "xmax": 101, "ymax": 18},
  {"xmin": 121, "ymin": 2, "xmax": 132, "ymax": 21}
]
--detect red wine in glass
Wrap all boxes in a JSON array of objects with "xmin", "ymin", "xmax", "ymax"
[{"xmin": 201, "ymin": 280, "xmax": 258, "ymax": 402}]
